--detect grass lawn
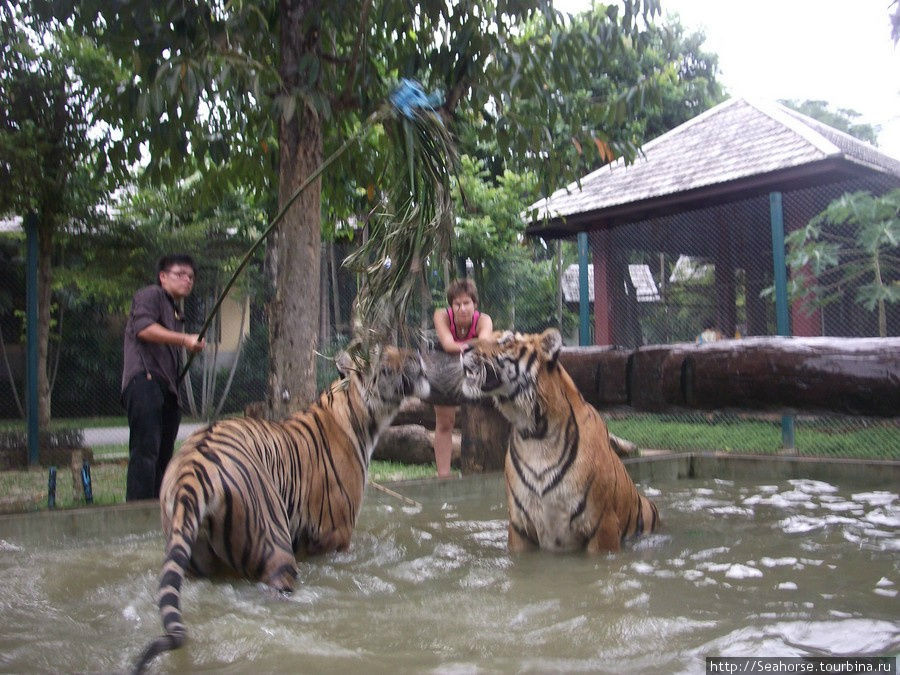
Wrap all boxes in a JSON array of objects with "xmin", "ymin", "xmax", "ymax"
[
  {"xmin": 0, "ymin": 457, "xmax": 439, "ymax": 513},
  {"xmin": 606, "ymin": 415, "xmax": 900, "ymax": 460}
]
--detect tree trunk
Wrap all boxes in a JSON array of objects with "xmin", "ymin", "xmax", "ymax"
[{"xmin": 268, "ymin": 0, "xmax": 323, "ymax": 418}]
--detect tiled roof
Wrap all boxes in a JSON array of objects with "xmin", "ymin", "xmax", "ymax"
[
  {"xmin": 529, "ymin": 98, "xmax": 900, "ymax": 225},
  {"xmin": 561, "ymin": 263, "xmax": 659, "ymax": 303}
]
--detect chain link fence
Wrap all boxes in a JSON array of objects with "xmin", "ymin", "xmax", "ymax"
[{"xmin": 0, "ymin": 174, "xmax": 897, "ymax": 460}]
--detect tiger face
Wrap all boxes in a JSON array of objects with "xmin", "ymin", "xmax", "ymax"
[
  {"xmin": 370, "ymin": 346, "xmax": 431, "ymax": 405},
  {"xmin": 461, "ymin": 329, "xmax": 563, "ymax": 429},
  {"xmin": 460, "ymin": 328, "xmax": 659, "ymax": 554},
  {"xmin": 338, "ymin": 346, "xmax": 431, "ymax": 407}
]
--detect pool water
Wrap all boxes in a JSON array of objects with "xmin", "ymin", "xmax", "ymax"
[{"xmin": 0, "ymin": 474, "xmax": 897, "ymax": 673}]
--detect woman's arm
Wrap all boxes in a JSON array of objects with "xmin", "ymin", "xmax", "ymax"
[{"xmin": 475, "ymin": 312, "xmax": 493, "ymax": 339}]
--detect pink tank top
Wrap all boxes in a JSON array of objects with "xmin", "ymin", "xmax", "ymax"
[{"xmin": 447, "ymin": 308, "xmax": 481, "ymax": 343}]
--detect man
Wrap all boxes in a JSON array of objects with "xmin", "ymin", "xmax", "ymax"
[{"xmin": 121, "ymin": 254, "xmax": 205, "ymax": 501}]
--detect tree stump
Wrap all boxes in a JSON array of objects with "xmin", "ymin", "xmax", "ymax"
[
  {"xmin": 69, "ymin": 449, "xmax": 85, "ymax": 501},
  {"xmin": 392, "ymin": 398, "xmax": 438, "ymax": 430},
  {"xmin": 459, "ymin": 402, "xmax": 510, "ymax": 474}
]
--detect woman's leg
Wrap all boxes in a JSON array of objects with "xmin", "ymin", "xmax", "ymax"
[{"xmin": 433, "ymin": 405, "xmax": 457, "ymax": 478}]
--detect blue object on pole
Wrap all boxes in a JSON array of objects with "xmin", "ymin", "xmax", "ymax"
[
  {"xmin": 769, "ymin": 192, "xmax": 795, "ymax": 451},
  {"xmin": 25, "ymin": 212, "xmax": 39, "ymax": 466},
  {"xmin": 389, "ymin": 79, "xmax": 444, "ymax": 120},
  {"xmin": 81, "ymin": 460, "xmax": 93, "ymax": 504},
  {"xmin": 577, "ymin": 232, "xmax": 591, "ymax": 346},
  {"xmin": 47, "ymin": 466, "xmax": 56, "ymax": 509}
]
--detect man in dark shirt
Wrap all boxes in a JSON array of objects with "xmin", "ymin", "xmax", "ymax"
[{"xmin": 122, "ymin": 254, "xmax": 205, "ymax": 501}]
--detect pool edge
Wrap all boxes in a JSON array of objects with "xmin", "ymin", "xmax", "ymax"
[{"xmin": 2, "ymin": 453, "xmax": 897, "ymax": 544}]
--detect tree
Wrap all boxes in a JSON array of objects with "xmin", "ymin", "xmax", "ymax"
[
  {"xmin": 785, "ymin": 189, "xmax": 899, "ymax": 337},
  {"xmin": 56, "ymin": 171, "xmax": 269, "ymax": 417},
  {"xmin": 780, "ymin": 99, "xmax": 879, "ymax": 146},
  {"xmin": 450, "ymin": 10, "xmax": 724, "ymax": 338},
  {"xmin": 40, "ymin": 0, "xmax": 663, "ymax": 417},
  {"xmin": 0, "ymin": 4, "xmax": 118, "ymax": 427}
]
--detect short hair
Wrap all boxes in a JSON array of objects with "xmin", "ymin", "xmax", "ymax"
[
  {"xmin": 446, "ymin": 278, "xmax": 479, "ymax": 307},
  {"xmin": 156, "ymin": 253, "xmax": 196, "ymax": 285}
]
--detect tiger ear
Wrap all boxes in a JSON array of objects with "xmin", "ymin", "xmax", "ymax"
[
  {"xmin": 495, "ymin": 330, "xmax": 515, "ymax": 345},
  {"xmin": 539, "ymin": 328, "xmax": 563, "ymax": 363},
  {"xmin": 335, "ymin": 351, "xmax": 355, "ymax": 377}
]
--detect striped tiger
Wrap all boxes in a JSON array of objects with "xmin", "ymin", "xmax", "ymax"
[
  {"xmin": 133, "ymin": 347, "xmax": 430, "ymax": 672},
  {"xmin": 460, "ymin": 328, "xmax": 659, "ymax": 553}
]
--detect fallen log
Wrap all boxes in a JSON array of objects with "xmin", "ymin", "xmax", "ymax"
[
  {"xmin": 661, "ymin": 337, "xmax": 900, "ymax": 418},
  {"xmin": 423, "ymin": 337, "xmax": 900, "ymax": 418}
]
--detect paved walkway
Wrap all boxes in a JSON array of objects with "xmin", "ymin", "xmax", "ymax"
[{"xmin": 83, "ymin": 422, "xmax": 205, "ymax": 447}]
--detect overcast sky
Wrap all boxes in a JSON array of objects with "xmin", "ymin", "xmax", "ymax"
[{"xmin": 555, "ymin": 0, "xmax": 900, "ymax": 158}]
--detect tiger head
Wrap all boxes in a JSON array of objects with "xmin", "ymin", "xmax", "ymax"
[
  {"xmin": 461, "ymin": 328, "xmax": 563, "ymax": 423},
  {"xmin": 337, "ymin": 346, "xmax": 430, "ymax": 410}
]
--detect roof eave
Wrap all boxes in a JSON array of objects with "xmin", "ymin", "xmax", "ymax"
[{"xmin": 525, "ymin": 156, "xmax": 897, "ymax": 240}]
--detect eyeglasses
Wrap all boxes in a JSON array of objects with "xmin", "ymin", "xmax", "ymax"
[{"xmin": 166, "ymin": 270, "xmax": 195, "ymax": 281}]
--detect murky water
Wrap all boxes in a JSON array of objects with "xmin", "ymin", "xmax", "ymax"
[{"xmin": 0, "ymin": 474, "xmax": 897, "ymax": 673}]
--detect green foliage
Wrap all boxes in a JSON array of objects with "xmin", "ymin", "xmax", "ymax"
[
  {"xmin": 780, "ymin": 99, "xmax": 879, "ymax": 145},
  {"xmin": 39, "ymin": 0, "xmax": 669, "ymax": 216},
  {"xmin": 454, "ymin": 155, "xmax": 537, "ymax": 255},
  {"xmin": 447, "ymin": 154, "xmax": 556, "ymax": 331},
  {"xmin": 344, "ymin": 93, "xmax": 459, "ymax": 357},
  {"xmin": 0, "ymin": 5, "xmax": 115, "ymax": 221},
  {"xmin": 785, "ymin": 189, "xmax": 899, "ymax": 337},
  {"xmin": 57, "ymin": 176, "xmax": 268, "ymax": 315},
  {"xmin": 444, "ymin": 8, "xmax": 725, "ymax": 337}
]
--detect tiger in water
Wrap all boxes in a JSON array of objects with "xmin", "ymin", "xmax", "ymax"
[
  {"xmin": 460, "ymin": 328, "xmax": 659, "ymax": 553},
  {"xmin": 133, "ymin": 347, "xmax": 430, "ymax": 672}
]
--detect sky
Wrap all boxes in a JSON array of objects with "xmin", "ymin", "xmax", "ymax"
[{"xmin": 555, "ymin": 0, "xmax": 900, "ymax": 158}]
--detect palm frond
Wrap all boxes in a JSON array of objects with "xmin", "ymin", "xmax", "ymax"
[{"xmin": 344, "ymin": 80, "xmax": 459, "ymax": 366}]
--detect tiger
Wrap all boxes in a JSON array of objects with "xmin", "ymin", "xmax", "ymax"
[
  {"xmin": 133, "ymin": 347, "xmax": 430, "ymax": 672},
  {"xmin": 459, "ymin": 328, "xmax": 659, "ymax": 553}
]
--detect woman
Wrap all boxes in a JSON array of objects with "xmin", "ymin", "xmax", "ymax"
[{"xmin": 432, "ymin": 278, "xmax": 493, "ymax": 478}]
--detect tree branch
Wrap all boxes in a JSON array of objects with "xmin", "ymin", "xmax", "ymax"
[{"xmin": 444, "ymin": 75, "xmax": 471, "ymax": 116}]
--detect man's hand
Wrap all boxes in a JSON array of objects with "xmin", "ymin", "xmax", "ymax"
[{"xmin": 183, "ymin": 334, "xmax": 206, "ymax": 353}]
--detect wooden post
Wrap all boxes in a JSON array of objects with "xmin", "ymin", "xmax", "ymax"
[
  {"xmin": 577, "ymin": 232, "xmax": 591, "ymax": 345},
  {"xmin": 459, "ymin": 402, "xmax": 510, "ymax": 474},
  {"xmin": 770, "ymin": 191, "xmax": 795, "ymax": 451}
]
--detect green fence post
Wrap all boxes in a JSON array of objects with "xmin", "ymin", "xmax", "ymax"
[
  {"xmin": 577, "ymin": 232, "xmax": 590, "ymax": 346},
  {"xmin": 25, "ymin": 212, "xmax": 40, "ymax": 466},
  {"xmin": 769, "ymin": 192, "xmax": 795, "ymax": 451}
]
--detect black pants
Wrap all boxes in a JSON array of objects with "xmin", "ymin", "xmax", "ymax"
[{"xmin": 123, "ymin": 375, "xmax": 181, "ymax": 501}]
